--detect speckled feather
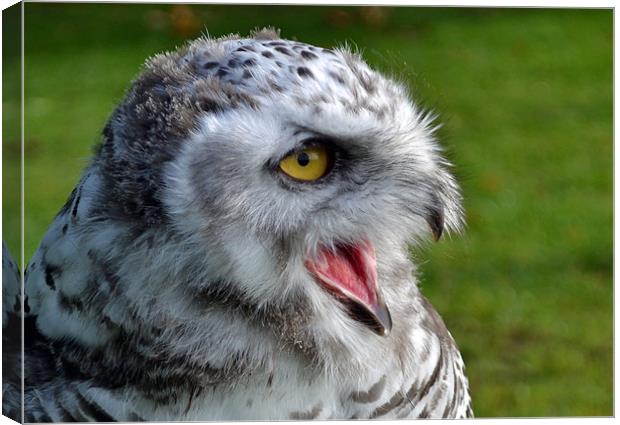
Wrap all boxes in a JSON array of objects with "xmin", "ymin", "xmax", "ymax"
[{"xmin": 3, "ymin": 30, "xmax": 472, "ymax": 421}]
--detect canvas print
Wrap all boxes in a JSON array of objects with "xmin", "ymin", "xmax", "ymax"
[{"xmin": 1, "ymin": 3, "xmax": 613, "ymax": 421}]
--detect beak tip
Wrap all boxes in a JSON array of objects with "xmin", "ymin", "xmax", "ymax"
[
  {"xmin": 372, "ymin": 302, "xmax": 393, "ymax": 337},
  {"xmin": 346, "ymin": 299, "xmax": 393, "ymax": 337}
]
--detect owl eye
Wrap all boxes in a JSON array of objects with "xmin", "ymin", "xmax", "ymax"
[{"xmin": 279, "ymin": 145, "xmax": 332, "ymax": 182}]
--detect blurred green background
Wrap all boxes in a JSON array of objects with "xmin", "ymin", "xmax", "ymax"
[{"xmin": 2, "ymin": 3, "xmax": 612, "ymax": 418}]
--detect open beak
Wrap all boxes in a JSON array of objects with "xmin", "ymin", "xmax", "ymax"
[{"xmin": 305, "ymin": 240, "xmax": 392, "ymax": 336}]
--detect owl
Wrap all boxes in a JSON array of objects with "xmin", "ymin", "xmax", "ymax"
[{"xmin": 2, "ymin": 29, "xmax": 472, "ymax": 421}]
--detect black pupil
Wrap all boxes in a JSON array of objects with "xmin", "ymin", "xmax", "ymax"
[{"xmin": 297, "ymin": 152, "xmax": 310, "ymax": 167}]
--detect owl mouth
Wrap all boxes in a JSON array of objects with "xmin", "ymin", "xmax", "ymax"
[{"xmin": 305, "ymin": 240, "xmax": 392, "ymax": 336}]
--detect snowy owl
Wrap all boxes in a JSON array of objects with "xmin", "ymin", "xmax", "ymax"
[{"xmin": 2, "ymin": 29, "xmax": 472, "ymax": 421}]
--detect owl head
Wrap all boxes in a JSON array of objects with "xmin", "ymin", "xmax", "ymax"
[{"xmin": 95, "ymin": 29, "xmax": 462, "ymax": 364}]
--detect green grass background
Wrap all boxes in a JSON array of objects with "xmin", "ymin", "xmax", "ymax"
[{"xmin": 2, "ymin": 3, "xmax": 612, "ymax": 417}]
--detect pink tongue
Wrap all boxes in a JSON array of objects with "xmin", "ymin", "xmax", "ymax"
[{"xmin": 306, "ymin": 241, "xmax": 378, "ymax": 306}]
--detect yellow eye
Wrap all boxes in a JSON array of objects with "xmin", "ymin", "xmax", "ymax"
[{"xmin": 279, "ymin": 146, "xmax": 332, "ymax": 182}]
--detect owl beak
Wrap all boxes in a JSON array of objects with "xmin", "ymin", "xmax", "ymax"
[
  {"xmin": 347, "ymin": 290, "xmax": 392, "ymax": 336},
  {"xmin": 305, "ymin": 240, "xmax": 393, "ymax": 336}
]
